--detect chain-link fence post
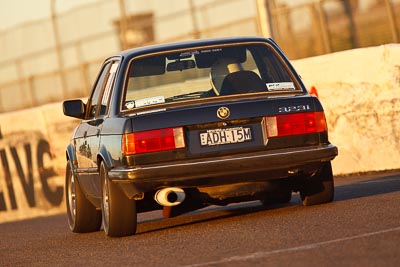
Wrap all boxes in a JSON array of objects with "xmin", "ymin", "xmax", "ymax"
[
  {"xmin": 50, "ymin": 0, "xmax": 67, "ymax": 99},
  {"xmin": 384, "ymin": 0, "xmax": 399, "ymax": 43}
]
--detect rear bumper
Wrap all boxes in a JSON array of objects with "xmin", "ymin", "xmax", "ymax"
[{"xmin": 108, "ymin": 144, "xmax": 338, "ymax": 188}]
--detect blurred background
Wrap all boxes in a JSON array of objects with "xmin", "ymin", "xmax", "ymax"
[{"xmin": 0, "ymin": 0, "xmax": 399, "ymax": 113}]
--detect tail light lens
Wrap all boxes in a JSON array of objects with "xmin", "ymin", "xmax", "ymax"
[
  {"xmin": 123, "ymin": 127, "xmax": 185, "ymax": 155},
  {"xmin": 265, "ymin": 112, "xmax": 327, "ymax": 138}
]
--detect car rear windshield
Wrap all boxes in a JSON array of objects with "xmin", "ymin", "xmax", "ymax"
[{"xmin": 123, "ymin": 42, "xmax": 300, "ymax": 110}]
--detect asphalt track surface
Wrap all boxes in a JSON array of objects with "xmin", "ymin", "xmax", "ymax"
[{"xmin": 1, "ymin": 171, "xmax": 399, "ymax": 267}]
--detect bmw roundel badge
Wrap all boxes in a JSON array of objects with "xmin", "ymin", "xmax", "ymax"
[{"xmin": 217, "ymin": 106, "xmax": 230, "ymax": 119}]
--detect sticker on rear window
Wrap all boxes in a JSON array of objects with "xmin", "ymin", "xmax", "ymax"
[
  {"xmin": 125, "ymin": 101, "xmax": 135, "ymax": 109},
  {"xmin": 266, "ymin": 82, "xmax": 296, "ymax": 91},
  {"xmin": 135, "ymin": 96, "xmax": 165, "ymax": 108},
  {"xmin": 180, "ymin": 51, "xmax": 200, "ymax": 57}
]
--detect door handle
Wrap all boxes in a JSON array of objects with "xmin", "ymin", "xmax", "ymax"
[
  {"xmin": 84, "ymin": 131, "xmax": 87, "ymax": 138},
  {"xmin": 96, "ymin": 129, "xmax": 100, "ymax": 136}
]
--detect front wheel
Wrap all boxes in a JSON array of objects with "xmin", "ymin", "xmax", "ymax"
[
  {"xmin": 300, "ymin": 161, "xmax": 334, "ymax": 206},
  {"xmin": 65, "ymin": 162, "xmax": 101, "ymax": 233},
  {"xmin": 100, "ymin": 161, "xmax": 137, "ymax": 237}
]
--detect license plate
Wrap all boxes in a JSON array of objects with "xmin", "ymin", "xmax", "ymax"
[{"xmin": 200, "ymin": 127, "xmax": 252, "ymax": 146}]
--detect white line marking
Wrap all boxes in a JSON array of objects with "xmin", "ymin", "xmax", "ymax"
[
  {"xmin": 359, "ymin": 177, "xmax": 399, "ymax": 184},
  {"xmin": 183, "ymin": 226, "xmax": 400, "ymax": 267}
]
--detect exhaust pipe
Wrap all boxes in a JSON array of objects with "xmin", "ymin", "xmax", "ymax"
[{"xmin": 154, "ymin": 187, "xmax": 185, "ymax": 206}]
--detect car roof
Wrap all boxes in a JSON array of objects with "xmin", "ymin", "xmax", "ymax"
[{"xmin": 113, "ymin": 36, "xmax": 276, "ymax": 60}]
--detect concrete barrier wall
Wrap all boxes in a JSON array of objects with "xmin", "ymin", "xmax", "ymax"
[
  {"xmin": 1, "ymin": 44, "xmax": 399, "ymax": 223},
  {"xmin": 292, "ymin": 43, "xmax": 400, "ymax": 175},
  {"xmin": 0, "ymin": 104, "xmax": 78, "ymax": 223}
]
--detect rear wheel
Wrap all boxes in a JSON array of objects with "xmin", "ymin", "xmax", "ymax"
[
  {"xmin": 65, "ymin": 162, "xmax": 101, "ymax": 233},
  {"xmin": 300, "ymin": 162, "xmax": 334, "ymax": 206},
  {"xmin": 100, "ymin": 162, "xmax": 137, "ymax": 237}
]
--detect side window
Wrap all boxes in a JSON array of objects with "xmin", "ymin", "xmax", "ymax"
[
  {"xmin": 87, "ymin": 62, "xmax": 111, "ymax": 119},
  {"xmin": 99, "ymin": 62, "xmax": 119, "ymax": 115},
  {"xmin": 87, "ymin": 60, "xmax": 120, "ymax": 119}
]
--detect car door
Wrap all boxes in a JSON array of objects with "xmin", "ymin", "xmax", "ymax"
[
  {"xmin": 75, "ymin": 59, "xmax": 120, "ymax": 199},
  {"xmin": 86, "ymin": 61, "xmax": 119, "ymax": 168}
]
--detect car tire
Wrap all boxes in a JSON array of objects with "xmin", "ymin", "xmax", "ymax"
[
  {"xmin": 300, "ymin": 161, "xmax": 334, "ymax": 206},
  {"xmin": 100, "ymin": 161, "xmax": 137, "ymax": 237},
  {"xmin": 66, "ymin": 162, "xmax": 102, "ymax": 233}
]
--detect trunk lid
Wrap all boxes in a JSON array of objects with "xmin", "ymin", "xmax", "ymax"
[{"xmin": 124, "ymin": 95, "xmax": 327, "ymax": 163}]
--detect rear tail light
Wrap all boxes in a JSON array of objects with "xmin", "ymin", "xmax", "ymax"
[
  {"xmin": 122, "ymin": 127, "xmax": 185, "ymax": 155},
  {"xmin": 265, "ymin": 112, "xmax": 327, "ymax": 138}
]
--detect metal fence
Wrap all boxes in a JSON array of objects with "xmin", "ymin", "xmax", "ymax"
[
  {"xmin": 0, "ymin": 0, "xmax": 399, "ymax": 113},
  {"xmin": 271, "ymin": 0, "xmax": 400, "ymax": 59}
]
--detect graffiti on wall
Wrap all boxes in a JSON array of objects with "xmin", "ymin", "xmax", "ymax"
[{"xmin": 0, "ymin": 127, "xmax": 63, "ymax": 212}]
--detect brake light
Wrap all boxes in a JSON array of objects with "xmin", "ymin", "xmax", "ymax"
[
  {"xmin": 122, "ymin": 127, "xmax": 185, "ymax": 155},
  {"xmin": 265, "ymin": 112, "xmax": 327, "ymax": 138}
]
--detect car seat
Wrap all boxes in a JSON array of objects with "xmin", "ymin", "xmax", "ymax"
[{"xmin": 219, "ymin": 71, "xmax": 267, "ymax": 95}]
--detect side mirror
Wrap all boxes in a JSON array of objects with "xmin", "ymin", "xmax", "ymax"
[
  {"xmin": 63, "ymin": 99, "xmax": 85, "ymax": 119},
  {"xmin": 309, "ymin": 86, "xmax": 319, "ymax": 98}
]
